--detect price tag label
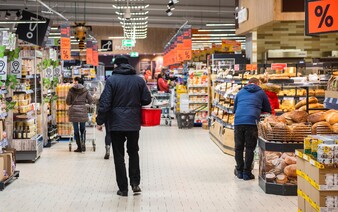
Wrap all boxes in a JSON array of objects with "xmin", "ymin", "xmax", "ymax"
[
  {"xmin": 299, "ymin": 97, "xmax": 306, "ymax": 101},
  {"xmin": 284, "ymin": 97, "xmax": 295, "ymax": 101}
]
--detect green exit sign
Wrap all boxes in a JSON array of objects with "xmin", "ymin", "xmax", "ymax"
[
  {"xmin": 122, "ymin": 39, "xmax": 135, "ymax": 47},
  {"xmin": 130, "ymin": 52, "xmax": 139, "ymax": 57}
]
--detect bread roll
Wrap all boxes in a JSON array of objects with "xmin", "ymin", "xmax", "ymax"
[
  {"xmin": 285, "ymin": 156, "xmax": 297, "ymax": 165},
  {"xmin": 295, "ymin": 97, "xmax": 318, "ymax": 109},
  {"xmin": 276, "ymin": 174, "xmax": 288, "ymax": 184},
  {"xmin": 326, "ymin": 112, "xmax": 338, "ymax": 125},
  {"xmin": 312, "ymin": 121, "xmax": 332, "ymax": 134},
  {"xmin": 324, "ymin": 110, "xmax": 337, "ymax": 120},
  {"xmin": 264, "ymin": 115, "xmax": 279, "ymax": 123},
  {"xmin": 299, "ymin": 103, "xmax": 324, "ymax": 111},
  {"xmin": 284, "ymin": 164, "xmax": 297, "ymax": 177},
  {"xmin": 307, "ymin": 112, "xmax": 325, "ymax": 123},
  {"xmin": 266, "ymin": 173, "xmax": 276, "ymax": 182},
  {"xmin": 290, "ymin": 110, "xmax": 309, "ymax": 123},
  {"xmin": 333, "ymin": 123, "xmax": 338, "ymax": 133}
]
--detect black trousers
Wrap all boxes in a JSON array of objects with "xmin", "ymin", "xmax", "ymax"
[
  {"xmin": 234, "ymin": 125, "xmax": 258, "ymax": 173},
  {"xmin": 105, "ymin": 122, "xmax": 111, "ymax": 146},
  {"xmin": 110, "ymin": 131, "xmax": 140, "ymax": 192}
]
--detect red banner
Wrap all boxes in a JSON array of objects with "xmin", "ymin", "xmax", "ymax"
[
  {"xmin": 92, "ymin": 43, "xmax": 98, "ymax": 66},
  {"xmin": 271, "ymin": 63, "xmax": 287, "ymax": 70}
]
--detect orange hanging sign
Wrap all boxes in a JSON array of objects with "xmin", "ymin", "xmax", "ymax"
[
  {"xmin": 86, "ymin": 48, "xmax": 93, "ymax": 65},
  {"xmin": 306, "ymin": 0, "xmax": 338, "ymax": 34},
  {"xmin": 61, "ymin": 48, "xmax": 71, "ymax": 61}
]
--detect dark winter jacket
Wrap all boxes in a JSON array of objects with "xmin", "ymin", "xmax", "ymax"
[
  {"xmin": 96, "ymin": 64, "xmax": 152, "ymax": 131},
  {"xmin": 234, "ymin": 84, "xmax": 272, "ymax": 126},
  {"xmin": 66, "ymin": 84, "xmax": 94, "ymax": 122}
]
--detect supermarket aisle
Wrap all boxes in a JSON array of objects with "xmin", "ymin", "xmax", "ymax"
[{"xmin": 0, "ymin": 126, "xmax": 297, "ymax": 212}]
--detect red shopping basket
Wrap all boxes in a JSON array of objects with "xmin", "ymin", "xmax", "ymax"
[{"xmin": 141, "ymin": 108, "xmax": 162, "ymax": 126}]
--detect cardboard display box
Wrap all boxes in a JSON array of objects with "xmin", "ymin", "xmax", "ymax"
[
  {"xmin": 0, "ymin": 157, "xmax": 4, "ymax": 181},
  {"xmin": 0, "ymin": 153, "xmax": 13, "ymax": 177}
]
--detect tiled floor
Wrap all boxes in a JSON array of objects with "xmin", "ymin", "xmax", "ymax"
[{"xmin": 0, "ymin": 125, "xmax": 297, "ymax": 212}]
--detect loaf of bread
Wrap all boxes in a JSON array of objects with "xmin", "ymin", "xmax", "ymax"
[
  {"xmin": 326, "ymin": 112, "xmax": 338, "ymax": 125},
  {"xmin": 324, "ymin": 110, "xmax": 337, "ymax": 120},
  {"xmin": 290, "ymin": 110, "xmax": 309, "ymax": 123},
  {"xmin": 332, "ymin": 123, "xmax": 338, "ymax": 133},
  {"xmin": 312, "ymin": 121, "xmax": 332, "ymax": 134},
  {"xmin": 284, "ymin": 164, "xmax": 297, "ymax": 177},
  {"xmin": 299, "ymin": 103, "xmax": 324, "ymax": 111},
  {"xmin": 295, "ymin": 97, "xmax": 318, "ymax": 109},
  {"xmin": 285, "ymin": 156, "xmax": 297, "ymax": 165},
  {"xmin": 307, "ymin": 112, "xmax": 325, "ymax": 123}
]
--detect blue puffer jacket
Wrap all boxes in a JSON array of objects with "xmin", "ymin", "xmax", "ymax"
[
  {"xmin": 234, "ymin": 84, "xmax": 272, "ymax": 126},
  {"xmin": 97, "ymin": 64, "xmax": 152, "ymax": 131}
]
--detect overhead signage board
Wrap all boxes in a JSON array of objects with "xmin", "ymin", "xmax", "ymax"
[
  {"xmin": 16, "ymin": 10, "xmax": 51, "ymax": 46},
  {"xmin": 305, "ymin": 0, "xmax": 338, "ymax": 35},
  {"xmin": 122, "ymin": 39, "xmax": 135, "ymax": 47}
]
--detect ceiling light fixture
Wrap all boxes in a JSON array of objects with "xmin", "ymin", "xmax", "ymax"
[
  {"xmin": 120, "ymin": 21, "xmax": 148, "ymax": 25},
  {"xmin": 112, "ymin": 4, "xmax": 149, "ymax": 9},
  {"xmin": 198, "ymin": 29, "xmax": 236, "ymax": 32},
  {"xmin": 0, "ymin": 20, "xmax": 47, "ymax": 24},
  {"xmin": 115, "ymin": 11, "xmax": 149, "ymax": 16},
  {"xmin": 118, "ymin": 16, "xmax": 148, "ymax": 21},
  {"xmin": 206, "ymin": 23, "xmax": 235, "ymax": 27},
  {"xmin": 108, "ymin": 36, "xmax": 125, "ymax": 39},
  {"xmin": 193, "ymin": 34, "xmax": 237, "ymax": 37}
]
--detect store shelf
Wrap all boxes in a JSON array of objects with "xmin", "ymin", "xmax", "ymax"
[
  {"xmin": 188, "ymin": 93, "xmax": 208, "ymax": 96},
  {"xmin": 188, "ymin": 85, "xmax": 208, "ymax": 88},
  {"xmin": 213, "ymin": 103, "xmax": 234, "ymax": 114},
  {"xmin": 211, "ymin": 114, "xmax": 234, "ymax": 130},
  {"xmin": 13, "ymin": 89, "xmax": 34, "ymax": 94},
  {"xmin": 189, "ymin": 101, "xmax": 208, "ymax": 104},
  {"xmin": 216, "ymin": 78, "xmax": 248, "ymax": 84},
  {"xmin": 258, "ymin": 137, "xmax": 303, "ymax": 152}
]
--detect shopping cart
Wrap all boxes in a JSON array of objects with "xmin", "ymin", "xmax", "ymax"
[
  {"xmin": 176, "ymin": 105, "xmax": 207, "ymax": 129},
  {"xmin": 152, "ymin": 92, "xmax": 172, "ymax": 126},
  {"xmin": 68, "ymin": 104, "xmax": 97, "ymax": 152}
]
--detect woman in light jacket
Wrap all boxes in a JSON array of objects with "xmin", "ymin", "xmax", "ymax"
[{"xmin": 66, "ymin": 77, "xmax": 93, "ymax": 152}]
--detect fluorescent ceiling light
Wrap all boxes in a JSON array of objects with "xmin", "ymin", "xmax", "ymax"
[
  {"xmin": 206, "ymin": 23, "xmax": 235, "ymax": 27},
  {"xmin": 123, "ymin": 25, "xmax": 147, "ymax": 29},
  {"xmin": 192, "ymin": 37, "xmax": 245, "ymax": 40},
  {"xmin": 116, "ymin": 11, "xmax": 149, "ymax": 16},
  {"xmin": 198, "ymin": 29, "xmax": 236, "ymax": 32},
  {"xmin": 120, "ymin": 21, "xmax": 148, "ymax": 25},
  {"xmin": 118, "ymin": 17, "xmax": 148, "ymax": 21},
  {"xmin": 108, "ymin": 36, "xmax": 125, "ymax": 39},
  {"xmin": 193, "ymin": 34, "xmax": 236, "ymax": 37},
  {"xmin": 0, "ymin": 20, "xmax": 46, "ymax": 24},
  {"xmin": 49, "ymin": 32, "xmax": 61, "ymax": 35},
  {"xmin": 113, "ymin": 4, "xmax": 149, "ymax": 9},
  {"xmin": 0, "ymin": 28, "xmax": 10, "ymax": 31},
  {"xmin": 192, "ymin": 40, "xmax": 222, "ymax": 43},
  {"xmin": 124, "ymin": 29, "xmax": 147, "ymax": 32}
]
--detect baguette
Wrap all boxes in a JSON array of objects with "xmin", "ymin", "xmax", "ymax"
[{"xmin": 295, "ymin": 97, "xmax": 318, "ymax": 109}]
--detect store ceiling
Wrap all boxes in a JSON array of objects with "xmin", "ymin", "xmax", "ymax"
[{"xmin": 0, "ymin": 0, "xmax": 236, "ymax": 29}]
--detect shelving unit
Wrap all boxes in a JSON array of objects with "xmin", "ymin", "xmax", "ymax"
[
  {"xmin": 56, "ymin": 83, "xmax": 73, "ymax": 138},
  {"xmin": 8, "ymin": 46, "xmax": 44, "ymax": 162},
  {"xmin": 187, "ymin": 69, "xmax": 209, "ymax": 124}
]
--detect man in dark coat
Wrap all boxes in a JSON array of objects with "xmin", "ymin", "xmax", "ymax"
[
  {"xmin": 96, "ymin": 55, "xmax": 152, "ymax": 196},
  {"xmin": 233, "ymin": 77, "xmax": 271, "ymax": 180}
]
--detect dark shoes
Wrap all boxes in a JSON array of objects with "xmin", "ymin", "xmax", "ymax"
[
  {"xmin": 117, "ymin": 190, "xmax": 128, "ymax": 197},
  {"xmin": 132, "ymin": 185, "xmax": 141, "ymax": 193},
  {"xmin": 234, "ymin": 169, "xmax": 243, "ymax": 179},
  {"xmin": 74, "ymin": 148, "xmax": 82, "ymax": 153},
  {"xmin": 243, "ymin": 172, "xmax": 255, "ymax": 181},
  {"xmin": 104, "ymin": 145, "xmax": 110, "ymax": 160}
]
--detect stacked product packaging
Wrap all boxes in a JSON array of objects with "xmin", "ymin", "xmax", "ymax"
[{"xmin": 297, "ymin": 135, "xmax": 338, "ymax": 211}]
